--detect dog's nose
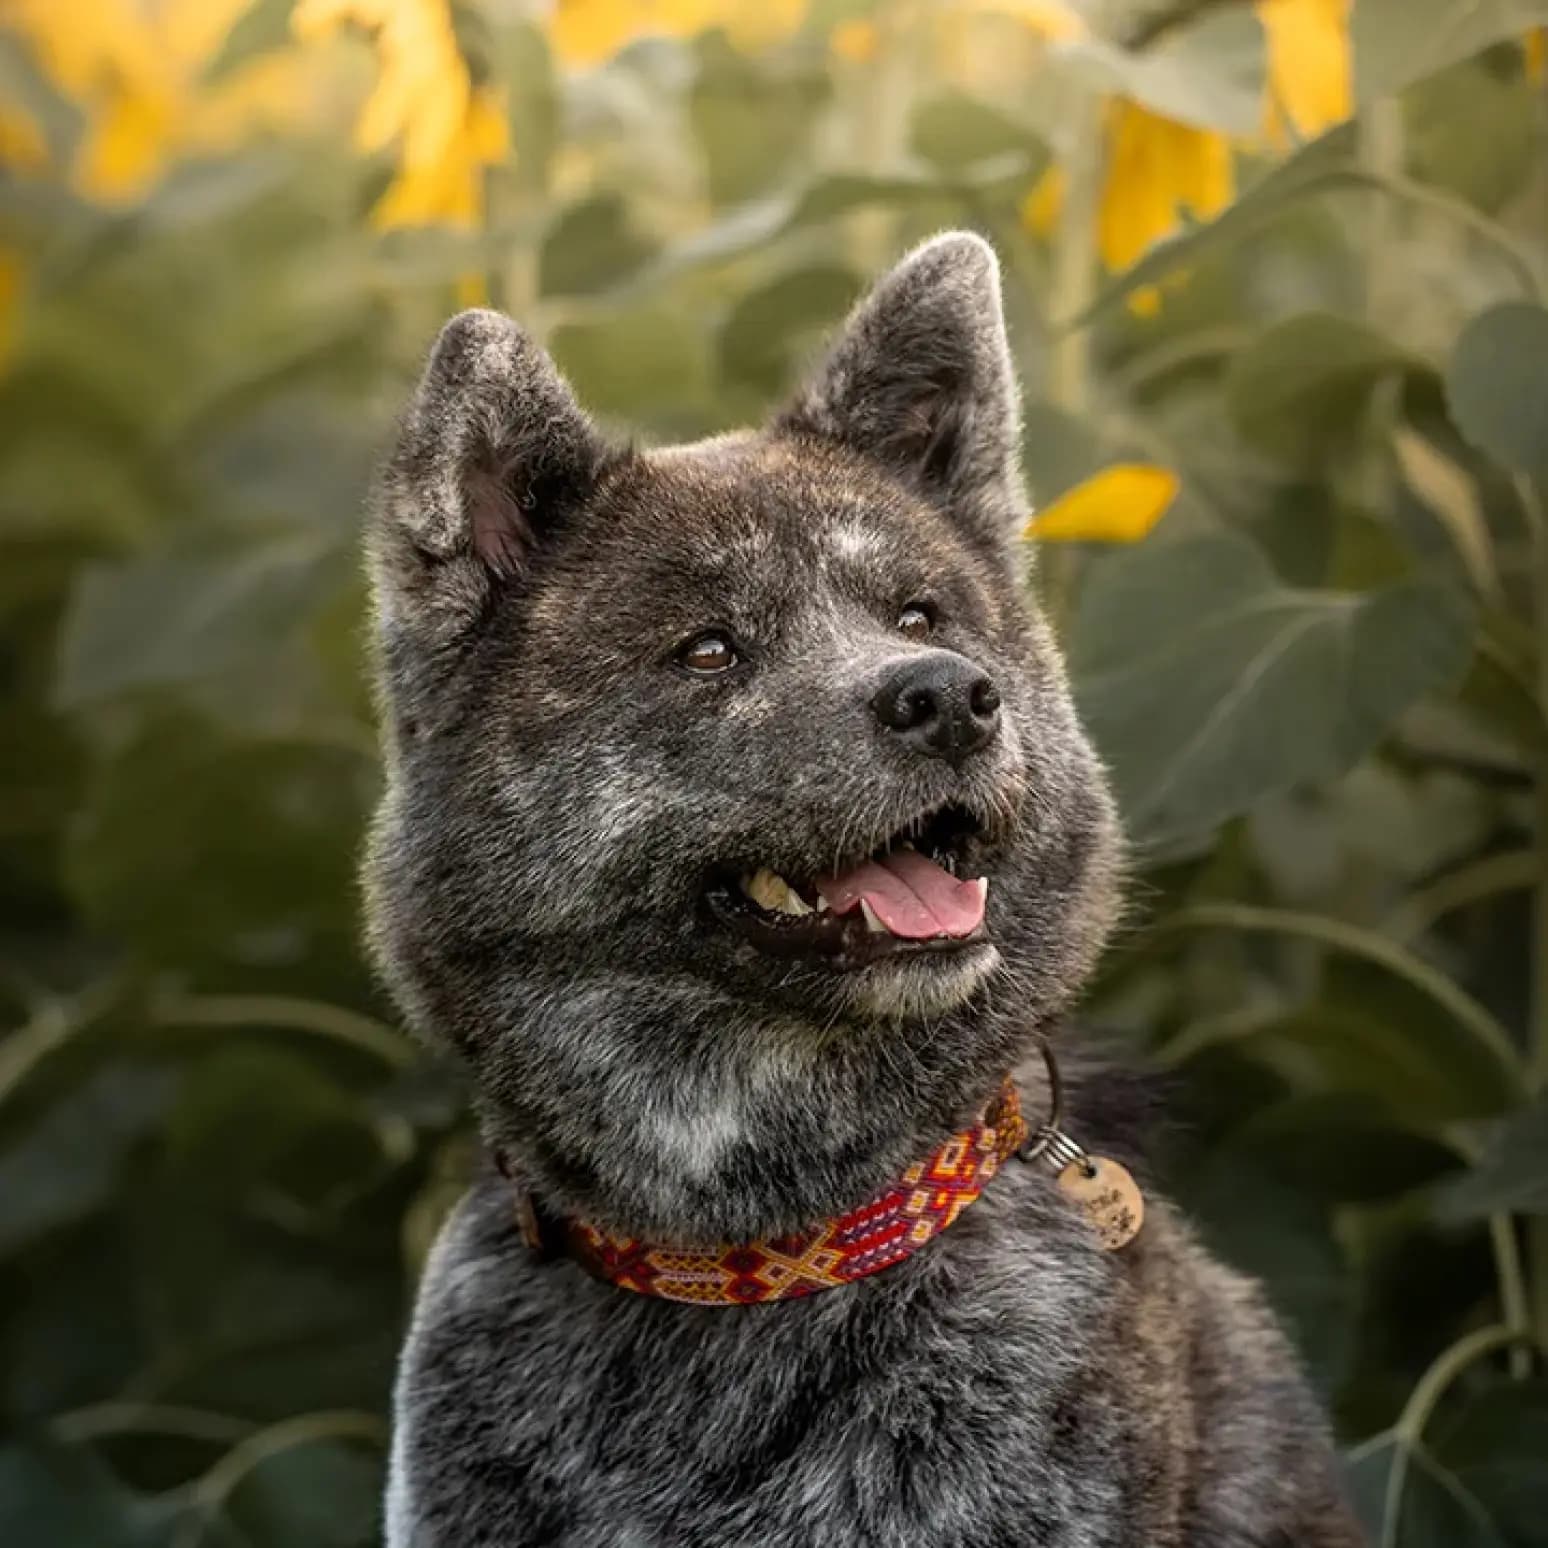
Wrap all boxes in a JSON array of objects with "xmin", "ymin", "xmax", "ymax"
[{"xmin": 871, "ymin": 651, "xmax": 1002, "ymax": 764}]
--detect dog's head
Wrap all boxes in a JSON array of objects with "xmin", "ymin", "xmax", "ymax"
[{"xmin": 364, "ymin": 234, "xmax": 1122, "ymax": 1239}]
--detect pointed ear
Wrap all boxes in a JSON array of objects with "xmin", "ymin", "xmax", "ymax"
[
  {"xmin": 774, "ymin": 232, "xmax": 1024, "ymax": 551},
  {"xmin": 368, "ymin": 309, "xmax": 606, "ymax": 649}
]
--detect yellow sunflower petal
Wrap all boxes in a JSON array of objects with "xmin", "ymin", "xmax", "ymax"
[
  {"xmin": 1024, "ymin": 465, "xmax": 1179, "ymax": 543},
  {"xmin": 0, "ymin": 106, "xmax": 49, "ymax": 173},
  {"xmin": 466, "ymin": 90, "xmax": 511, "ymax": 162},
  {"xmin": 831, "ymin": 20, "xmax": 879, "ymax": 64},
  {"xmin": 1126, "ymin": 284, "xmax": 1164, "ymax": 318},
  {"xmin": 1098, "ymin": 102, "xmax": 1233, "ymax": 270},
  {"xmin": 74, "ymin": 83, "xmax": 177, "ymax": 199},
  {"xmin": 1020, "ymin": 164, "xmax": 1065, "ymax": 237},
  {"xmin": 1257, "ymin": 0, "xmax": 1351, "ymax": 141}
]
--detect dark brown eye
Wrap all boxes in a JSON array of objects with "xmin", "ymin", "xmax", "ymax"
[
  {"xmin": 897, "ymin": 603, "xmax": 934, "ymax": 641},
  {"xmin": 678, "ymin": 632, "xmax": 738, "ymax": 674}
]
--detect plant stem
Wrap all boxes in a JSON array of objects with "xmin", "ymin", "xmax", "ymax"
[
  {"xmin": 1337, "ymin": 167, "xmax": 1546, "ymax": 302},
  {"xmin": 1358, "ymin": 98, "xmax": 1404, "ymax": 513},
  {"xmin": 0, "ymin": 981, "xmax": 119, "ymax": 1106},
  {"xmin": 1120, "ymin": 0, "xmax": 1255, "ymax": 50},
  {"xmin": 1359, "ymin": 98, "xmax": 1404, "ymax": 324},
  {"xmin": 1041, "ymin": 91, "xmax": 1105, "ymax": 633},
  {"xmin": 1164, "ymin": 903, "xmax": 1528, "ymax": 1094},
  {"xmin": 52, "ymin": 1401, "xmax": 257, "ymax": 1447},
  {"xmin": 1382, "ymin": 849, "xmax": 1538, "ymax": 942},
  {"xmin": 151, "ymin": 992, "xmax": 415, "ymax": 1069},
  {"xmin": 1488, "ymin": 1214, "xmax": 1534, "ymax": 1379},
  {"xmin": 1526, "ymin": 472, "xmax": 1548, "ymax": 1349},
  {"xmin": 173, "ymin": 1410, "xmax": 386, "ymax": 1548},
  {"xmin": 1379, "ymin": 1323, "xmax": 1540, "ymax": 1542},
  {"xmin": 849, "ymin": 0, "xmax": 919, "ymax": 275},
  {"xmin": 1526, "ymin": 475, "xmax": 1548, "ymax": 1093},
  {"xmin": 1395, "ymin": 1324, "xmax": 1531, "ymax": 1443}
]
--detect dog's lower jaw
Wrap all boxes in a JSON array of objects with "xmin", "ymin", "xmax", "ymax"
[{"xmin": 842, "ymin": 941, "xmax": 1002, "ymax": 1021}]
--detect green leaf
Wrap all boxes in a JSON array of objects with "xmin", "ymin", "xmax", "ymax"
[
  {"xmin": 201, "ymin": 0, "xmax": 298, "ymax": 83},
  {"xmin": 0, "ymin": 1442, "xmax": 176, "ymax": 1548},
  {"xmin": 1077, "ymin": 124, "xmax": 1358, "ymax": 323},
  {"xmin": 1021, "ymin": 398, "xmax": 1109, "ymax": 506},
  {"xmin": 226, "ymin": 1438, "xmax": 382, "ymax": 1548},
  {"xmin": 689, "ymin": 33, "xmax": 828, "ymax": 206},
  {"xmin": 717, "ymin": 265, "xmax": 860, "ymax": 395},
  {"xmin": 1227, "ymin": 312, "xmax": 1424, "ymax": 465},
  {"xmin": 0, "ymin": 363, "xmax": 181, "ymax": 544},
  {"xmin": 161, "ymin": 1045, "xmax": 382, "ymax": 1211},
  {"xmin": 0, "ymin": 1065, "xmax": 176, "ymax": 1256},
  {"xmin": 1182, "ymin": 1159, "xmax": 1352, "ymax": 1393},
  {"xmin": 538, "ymin": 193, "xmax": 658, "ymax": 298},
  {"xmin": 498, "ymin": 22, "xmax": 561, "ymax": 196},
  {"xmin": 1456, "ymin": 640, "xmax": 1548, "ymax": 760},
  {"xmin": 1069, "ymin": 533, "xmax": 1475, "ymax": 847},
  {"xmin": 1433, "ymin": 1103, "xmax": 1548, "ymax": 1222},
  {"xmin": 1175, "ymin": 928, "xmax": 1524, "ymax": 1123},
  {"xmin": 1444, "ymin": 301, "xmax": 1548, "ymax": 481},
  {"xmin": 137, "ymin": 151, "xmax": 297, "ymax": 231},
  {"xmin": 65, "ymin": 711, "xmax": 370, "ymax": 975},
  {"xmin": 1224, "ymin": 1094, "xmax": 1461, "ymax": 1203},
  {"xmin": 1346, "ymin": 1433, "xmax": 1510, "ymax": 1548},
  {"xmin": 54, "ymin": 534, "xmax": 344, "ymax": 711},
  {"xmin": 909, "ymin": 91, "xmax": 1044, "ymax": 172},
  {"xmin": 639, "ymin": 165, "xmax": 1023, "ymax": 293},
  {"xmin": 1435, "ymin": 1380, "xmax": 1548, "ymax": 1545},
  {"xmin": 1062, "ymin": 8, "xmax": 1267, "ymax": 134},
  {"xmin": 1405, "ymin": 59, "xmax": 1537, "ymax": 215},
  {"xmin": 550, "ymin": 307, "xmax": 710, "ymax": 426},
  {"xmin": 1353, "ymin": 0, "xmax": 1548, "ymax": 102},
  {"xmin": 785, "ymin": 171, "xmax": 961, "ymax": 228}
]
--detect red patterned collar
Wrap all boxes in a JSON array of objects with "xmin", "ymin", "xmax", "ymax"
[{"xmin": 508, "ymin": 1078, "xmax": 1028, "ymax": 1306}]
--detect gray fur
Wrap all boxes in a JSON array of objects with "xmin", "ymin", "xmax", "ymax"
[{"xmin": 365, "ymin": 233, "xmax": 1362, "ymax": 1546}]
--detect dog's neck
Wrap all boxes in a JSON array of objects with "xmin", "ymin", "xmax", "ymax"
[
  {"xmin": 495, "ymin": 1074, "xmax": 1031, "ymax": 1304},
  {"xmin": 467, "ymin": 973, "xmax": 1063, "ymax": 1245}
]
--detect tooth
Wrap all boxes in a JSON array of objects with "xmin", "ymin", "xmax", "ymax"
[
  {"xmin": 745, "ymin": 867, "xmax": 811, "ymax": 916},
  {"xmin": 860, "ymin": 899, "xmax": 888, "ymax": 934},
  {"xmin": 970, "ymin": 877, "xmax": 989, "ymax": 905},
  {"xmin": 815, "ymin": 896, "xmax": 831, "ymax": 913}
]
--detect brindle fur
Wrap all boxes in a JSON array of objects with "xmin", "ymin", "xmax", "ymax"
[{"xmin": 366, "ymin": 234, "xmax": 1363, "ymax": 1547}]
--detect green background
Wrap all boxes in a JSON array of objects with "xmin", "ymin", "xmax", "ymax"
[{"xmin": 3, "ymin": 2, "xmax": 1548, "ymax": 1543}]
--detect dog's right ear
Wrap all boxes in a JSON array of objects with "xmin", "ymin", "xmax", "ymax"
[{"xmin": 368, "ymin": 309, "xmax": 605, "ymax": 649}]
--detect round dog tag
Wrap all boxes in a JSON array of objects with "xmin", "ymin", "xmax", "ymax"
[{"xmin": 1057, "ymin": 1155, "xmax": 1144, "ymax": 1251}]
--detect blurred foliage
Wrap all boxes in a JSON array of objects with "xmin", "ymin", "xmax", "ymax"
[{"xmin": 3, "ymin": 1, "xmax": 1548, "ymax": 1544}]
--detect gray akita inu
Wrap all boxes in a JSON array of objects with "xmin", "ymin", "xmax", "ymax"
[{"xmin": 366, "ymin": 233, "xmax": 1361, "ymax": 1547}]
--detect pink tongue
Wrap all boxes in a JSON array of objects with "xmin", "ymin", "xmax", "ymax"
[{"xmin": 815, "ymin": 850, "xmax": 986, "ymax": 940}]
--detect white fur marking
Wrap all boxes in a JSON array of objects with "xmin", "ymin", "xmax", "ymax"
[{"xmin": 653, "ymin": 1097, "xmax": 743, "ymax": 1178}]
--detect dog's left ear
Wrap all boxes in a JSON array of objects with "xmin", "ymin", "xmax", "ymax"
[{"xmin": 774, "ymin": 232, "xmax": 1023, "ymax": 552}]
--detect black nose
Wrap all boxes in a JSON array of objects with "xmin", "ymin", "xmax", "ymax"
[{"xmin": 871, "ymin": 651, "xmax": 1002, "ymax": 764}]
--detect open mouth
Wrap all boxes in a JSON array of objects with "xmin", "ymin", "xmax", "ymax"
[{"xmin": 704, "ymin": 803, "xmax": 992, "ymax": 963}]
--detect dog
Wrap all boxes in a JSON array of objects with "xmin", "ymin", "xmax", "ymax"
[{"xmin": 365, "ymin": 233, "xmax": 1362, "ymax": 1546}]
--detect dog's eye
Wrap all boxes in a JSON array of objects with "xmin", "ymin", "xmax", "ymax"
[
  {"xmin": 897, "ymin": 603, "xmax": 934, "ymax": 641},
  {"xmin": 678, "ymin": 632, "xmax": 738, "ymax": 674}
]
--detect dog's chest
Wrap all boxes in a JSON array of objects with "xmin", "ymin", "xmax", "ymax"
[{"xmin": 392, "ymin": 1176, "xmax": 1175, "ymax": 1548}]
